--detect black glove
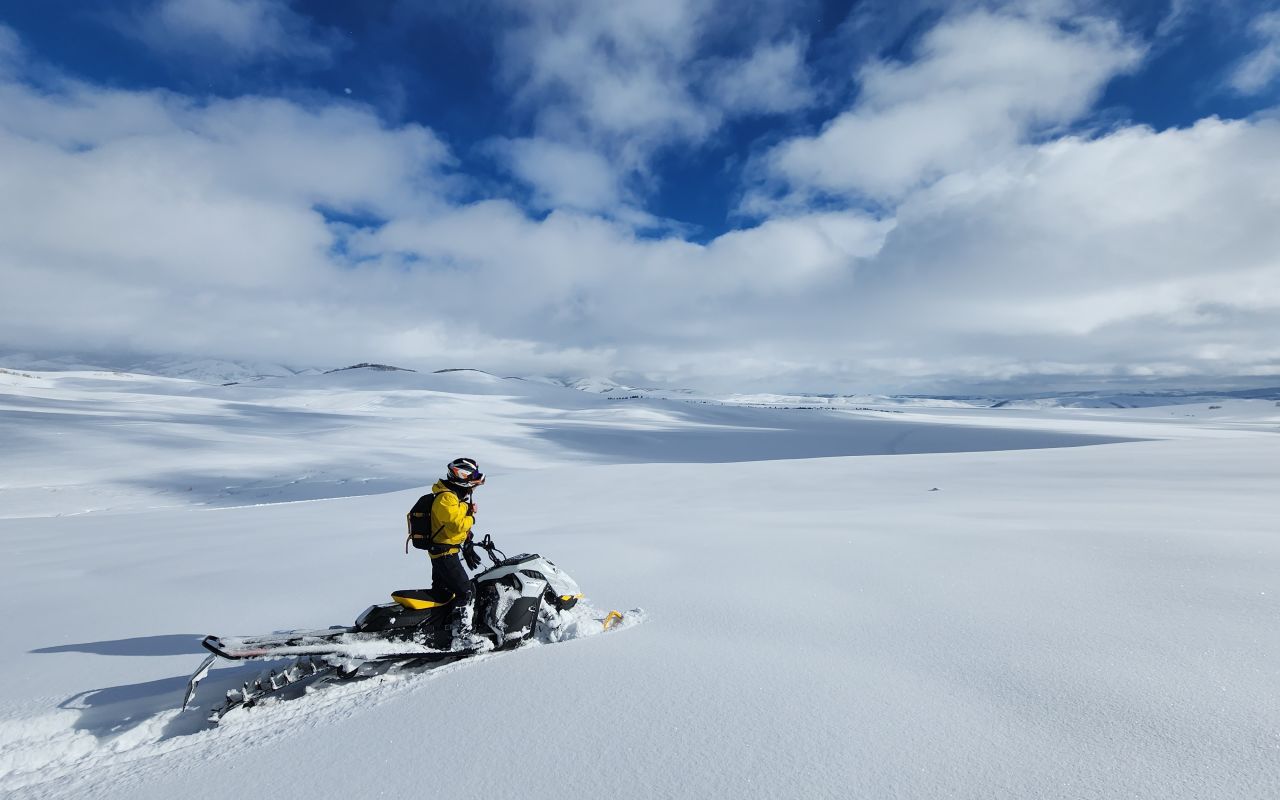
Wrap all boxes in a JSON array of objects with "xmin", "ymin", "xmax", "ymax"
[{"xmin": 462, "ymin": 537, "xmax": 482, "ymax": 570}]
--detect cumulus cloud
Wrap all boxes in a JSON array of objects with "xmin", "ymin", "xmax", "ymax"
[
  {"xmin": 0, "ymin": 29, "xmax": 872, "ymax": 381},
  {"xmin": 492, "ymin": 0, "xmax": 817, "ymax": 218},
  {"xmin": 1, "ymin": 11, "xmax": 1278, "ymax": 392},
  {"xmin": 757, "ymin": 9, "xmax": 1143, "ymax": 203},
  {"xmin": 0, "ymin": 80, "xmax": 452, "ymax": 235},
  {"xmin": 351, "ymin": 204, "xmax": 887, "ymax": 331},
  {"xmin": 491, "ymin": 137, "xmax": 626, "ymax": 214},
  {"xmin": 125, "ymin": 0, "xmax": 342, "ymax": 65},
  {"xmin": 1229, "ymin": 11, "xmax": 1280, "ymax": 94},
  {"xmin": 499, "ymin": 0, "xmax": 715, "ymax": 153},
  {"xmin": 345, "ymin": 114, "xmax": 1280, "ymax": 389},
  {"xmin": 706, "ymin": 35, "xmax": 815, "ymax": 116},
  {"xmin": 0, "ymin": 41, "xmax": 458, "ymax": 364},
  {"xmin": 833, "ymin": 116, "xmax": 1280, "ymax": 385}
]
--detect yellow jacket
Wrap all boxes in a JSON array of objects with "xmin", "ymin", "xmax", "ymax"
[{"xmin": 427, "ymin": 480, "xmax": 475, "ymax": 555}]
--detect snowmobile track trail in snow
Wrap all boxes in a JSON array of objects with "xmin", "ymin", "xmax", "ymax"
[{"xmin": 0, "ymin": 608, "xmax": 646, "ymax": 800}]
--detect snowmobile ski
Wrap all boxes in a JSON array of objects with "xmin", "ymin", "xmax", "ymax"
[{"xmin": 200, "ymin": 629, "xmax": 350, "ymax": 660}]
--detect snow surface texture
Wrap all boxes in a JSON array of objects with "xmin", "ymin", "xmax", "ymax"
[{"xmin": 1, "ymin": 366, "xmax": 1278, "ymax": 798}]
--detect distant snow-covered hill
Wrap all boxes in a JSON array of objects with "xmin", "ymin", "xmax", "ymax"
[
  {"xmin": 975, "ymin": 388, "xmax": 1280, "ymax": 409},
  {"xmin": 139, "ymin": 357, "xmax": 317, "ymax": 383},
  {"xmin": 3, "ymin": 352, "xmax": 1277, "ymax": 409},
  {"xmin": 325, "ymin": 363, "xmax": 417, "ymax": 374},
  {"xmin": 0, "ymin": 353, "xmax": 316, "ymax": 384},
  {"xmin": 520, "ymin": 375, "xmax": 700, "ymax": 399},
  {"xmin": 528, "ymin": 376, "xmax": 1280, "ymax": 409}
]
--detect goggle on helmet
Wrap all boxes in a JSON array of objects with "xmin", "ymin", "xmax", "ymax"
[{"xmin": 446, "ymin": 457, "xmax": 485, "ymax": 488}]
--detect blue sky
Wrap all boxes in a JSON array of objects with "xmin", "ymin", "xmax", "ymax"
[{"xmin": 1, "ymin": 0, "xmax": 1278, "ymax": 391}]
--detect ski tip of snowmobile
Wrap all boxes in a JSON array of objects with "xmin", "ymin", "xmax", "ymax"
[
  {"xmin": 201, "ymin": 634, "xmax": 263, "ymax": 660},
  {"xmin": 600, "ymin": 610, "xmax": 624, "ymax": 630},
  {"xmin": 181, "ymin": 653, "xmax": 217, "ymax": 712}
]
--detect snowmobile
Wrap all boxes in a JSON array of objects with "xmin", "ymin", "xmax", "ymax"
[{"xmin": 182, "ymin": 536, "xmax": 627, "ymax": 721}]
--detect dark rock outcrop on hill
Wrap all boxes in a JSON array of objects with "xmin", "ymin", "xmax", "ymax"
[{"xmin": 324, "ymin": 363, "xmax": 417, "ymax": 374}]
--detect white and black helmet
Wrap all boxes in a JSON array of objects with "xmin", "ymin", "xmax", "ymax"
[{"xmin": 444, "ymin": 457, "xmax": 485, "ymax": 488}]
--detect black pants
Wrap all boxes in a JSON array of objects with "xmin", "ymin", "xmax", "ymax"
[{"xmin": 431, "ymin": 553, "xmax": 474, "ymax": 631}]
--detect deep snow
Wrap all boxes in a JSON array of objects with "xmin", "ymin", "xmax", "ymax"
[{"xmin": 1, "ymin": 367, "xmax": 1277, "ymax": 798}]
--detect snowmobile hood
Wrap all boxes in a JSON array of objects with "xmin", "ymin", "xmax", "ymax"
[{"xmin": 478, "ymin": 553, "xmax": 582, "ymax": 601}]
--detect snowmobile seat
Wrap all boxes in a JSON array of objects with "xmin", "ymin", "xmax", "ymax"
[{"xmin": 390, "ymin": 588, "xmax": 455, "ymax": 610}]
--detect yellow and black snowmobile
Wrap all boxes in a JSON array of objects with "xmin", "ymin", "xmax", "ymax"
[{"xmin": 182, "ymin": 536, "xmax": 629, "ymax": 721}]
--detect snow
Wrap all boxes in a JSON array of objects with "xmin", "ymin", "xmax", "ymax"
[{"xmin": 1, "ymin": 367, "xmax": 1278, "ymax": 798}]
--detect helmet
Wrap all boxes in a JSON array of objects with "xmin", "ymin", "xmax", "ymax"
[{"xmin": 444, "ymin": 457, "xmax": 485, "ymax": 488}]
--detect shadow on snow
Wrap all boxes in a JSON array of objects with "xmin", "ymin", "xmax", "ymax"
[
  {"xmin": 31, "ymin": 633, "xmax": 289, "ymax": 740},
  {"xmin": 32, "ymin": 634, "xmax": 207, "ymax": 657},
  {"xmin": 56, "ymin": 660, "xmax": 291, "ymax": 740},
  {"xmin": 35, "ymin": 633, "xmax": 424, "ymax": 744},
  {"xmin": 530, "ymin": 403, "xmax": 1137, "ymax": 464}
]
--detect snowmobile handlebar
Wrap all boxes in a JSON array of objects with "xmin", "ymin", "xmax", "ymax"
[{"xmin": 474, "ymin": 533, "xmax": 507, "ymax": 565}]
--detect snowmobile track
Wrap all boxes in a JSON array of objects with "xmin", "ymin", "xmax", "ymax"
[{"xmin": 188, "ymin": 606, "xmax": 646, "ymax": 723}]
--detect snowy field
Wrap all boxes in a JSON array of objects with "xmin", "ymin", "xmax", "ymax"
[{"xmin": 1, "ymin": 367, "xmax": 1278, "ymax": 798}]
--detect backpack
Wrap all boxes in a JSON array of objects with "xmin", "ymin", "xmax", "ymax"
[{"xmin": 405, "ymin": 492, "xmax": 439, "ymax": 551}]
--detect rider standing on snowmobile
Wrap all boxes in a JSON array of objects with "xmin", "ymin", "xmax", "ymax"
[{"xmin": 406, "ymin": 458, "xmax": 485, "ymax": 615}]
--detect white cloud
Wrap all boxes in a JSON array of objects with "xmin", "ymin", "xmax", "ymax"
[
  {"xmin": 127, "ymin": 0, "xmax": 341, "ymax": 65},
  {"xmin": 1, "ymin": 15, "xmax": 1278, "ymax": 392},
  {"xmin": 0, "ymin": 46, "xmax": 459, "ymax": 364},
  {"xmin": 760, "ymin": 9, "xmax": 1143, "ymax": 202},
  {"xmin": 705, "ymin": 35, "xmax": 814, "ymax": 116},
  {"xmin": 493, "ymin": 0, "xmax": 816, "ymax": 217},
  {"xmin": 1229, "ymin": 11, "xmax": 1280, "ymax": 94},
  {"xmin": 702, "ymin": 212, "xmax": 890, "ymax": 291},
  {"xmin": 0, "ymin": 79, "xmax": 452, "ymax": 220},
  {"xmin": 345, "ymin": 201, "xmax": 888, "ymax": 341},
  {"xmin": 492, "ymin": 137, "xmax": 625, "ymax": 213},
  {"xmin": 833, "ymin": 116, "xmax": 1280, "ymax": 384},
  {"xmin": 500, "ymin": 0, "xmax": 716, "ymax": 150}
]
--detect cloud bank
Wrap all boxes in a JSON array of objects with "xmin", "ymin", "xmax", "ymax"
[
  {"xmin": 0, "ymin": 3, "xmax": 1278, "ymax": 392},
  {"xmin": 758, "ymin": 10, "xmax": 1144, "ymax": 203}
]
